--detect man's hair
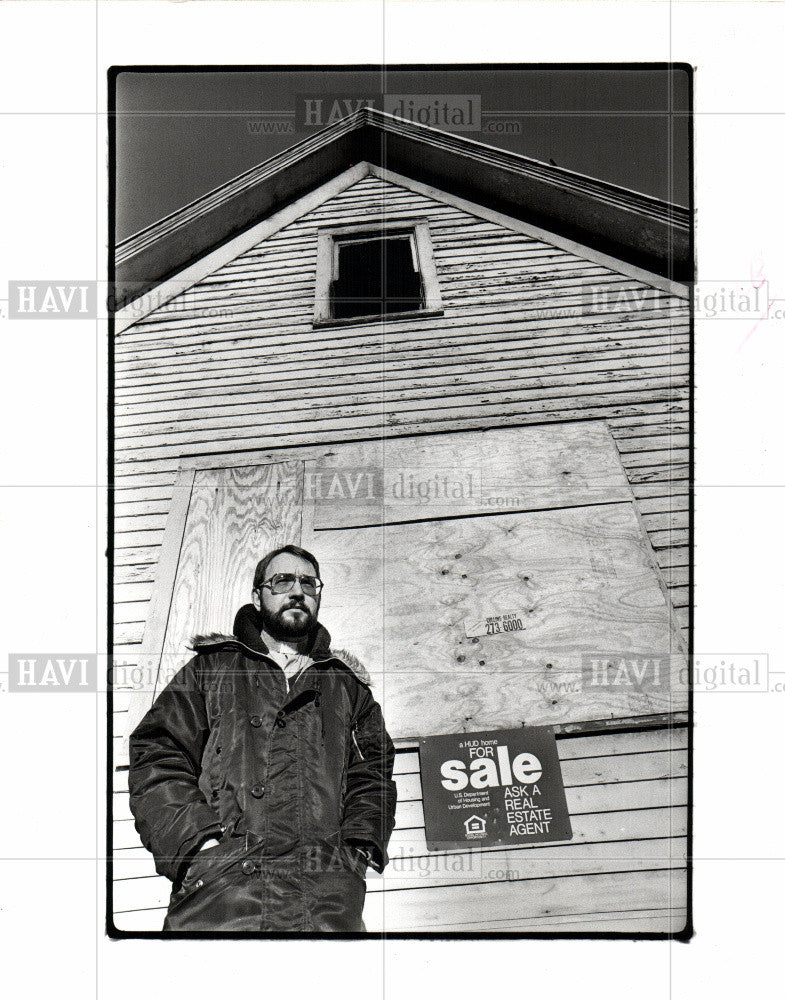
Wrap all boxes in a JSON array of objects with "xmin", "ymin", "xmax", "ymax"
[{"xmin": 252, "ymin": 544, "xmax": 321, "ymax": 593}]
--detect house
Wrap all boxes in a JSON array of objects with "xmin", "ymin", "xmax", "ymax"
[{"xmin": 112, "ymin": 108, "xmax": 690, "ymax": 934}]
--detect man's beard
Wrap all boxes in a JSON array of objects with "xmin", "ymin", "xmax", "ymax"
[{"xmin": 259, "ymin": 599, "xmax": 316, "ymax": 640}]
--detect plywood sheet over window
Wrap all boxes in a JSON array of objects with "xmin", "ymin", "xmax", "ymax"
[
  {"xmin": 125, "ymin": 461, "xmax": 302, "ymax": 739},
  {"xmin": 123, "ymin": 421, "xmax": 684, "ymax": 743},
  {"xmin": 307, "ymin": 502, "xmax": 685, "ymax": 740}
]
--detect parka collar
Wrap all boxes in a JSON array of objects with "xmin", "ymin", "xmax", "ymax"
[
  {"xmin": 232, "ymin": 602, "xmax": 334, "ymax": 661},
  {"xmin": 188, "ymin": 603, "xmax": 371, "ymax": 686}
]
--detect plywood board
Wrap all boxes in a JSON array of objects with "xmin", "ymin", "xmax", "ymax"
[
  {"xmin": 157, "ymin": 461, "xmax": 302, "ymax": 691},
  {"xmin": 306, "ymin": 422, "xmax": 632, "ymax": 529},
  {"xmin": 309, "ymin": 502, "xmax": 686, "ymax": 739}
]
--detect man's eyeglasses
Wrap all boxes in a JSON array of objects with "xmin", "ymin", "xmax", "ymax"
[{"xmin": 261, "ymin": 573, "xmax": 323, "ymax": 596}]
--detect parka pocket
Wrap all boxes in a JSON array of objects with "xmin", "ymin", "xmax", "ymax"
[
  {"xmin": 179, "ymin": 840, "xmax": 225, "ymax": 893},
  {"xmin": 176, "ymin": 832, "xmax": 249, "ymax": 898}
]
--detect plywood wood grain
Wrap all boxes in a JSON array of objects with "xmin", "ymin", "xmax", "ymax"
[
  {"xmin": 306, "ymin": 422, "xmax": 632, "ymax": 529},
  {"xmin": 157, "ymin": 461, "xmax": 303, "ymax": 690},
  {"xmin": 120, "ymin": 460, "xmax": 304, "ymax": 758},
  {"xmin": 309, "ymin": 502, "xmax": 686, "ymax": 739}
]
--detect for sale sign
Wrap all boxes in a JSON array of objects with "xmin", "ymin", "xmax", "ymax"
[{"xmin": 419, "ymin": 726, "xmax": 572, "ymax": 850}]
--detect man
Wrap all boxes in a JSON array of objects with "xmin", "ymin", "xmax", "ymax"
[{"xmin": 128, "ymin": 544, "xmax": 397, "ymax": 932}]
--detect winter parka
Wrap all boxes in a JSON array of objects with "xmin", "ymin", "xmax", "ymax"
[{"xmin": 128, "ymin": 604, "xmax": 397, "ymax": 932}]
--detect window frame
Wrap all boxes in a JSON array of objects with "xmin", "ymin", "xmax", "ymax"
[{"xmin": 313, "ymin": 218, "xmax": 443, "ymax": 327}]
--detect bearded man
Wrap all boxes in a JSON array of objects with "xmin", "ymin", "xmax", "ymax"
[{"xmin": 128, "ymin": 544, "xmax": 397, "ymax": 932}]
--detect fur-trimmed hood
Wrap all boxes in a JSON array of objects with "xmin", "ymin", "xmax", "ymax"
[{"xmin": 188, "ymin": 603, "xmax": 372, "ymax": 687}]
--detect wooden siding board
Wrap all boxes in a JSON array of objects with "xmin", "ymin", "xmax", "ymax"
[
  {"xmin": 428, "ymin": 910, "xmax": 688, "ymax": 933},
  {"xmin": 115, "ymin": 329, "xmax": 689, "ymax": 391},
  {"xmin": 115, "ymin": 317, "xmax": 685, "ymax": 370},
  {"xmin": 133, "ymin": 261, "xmax": 628, "ymax": 316},
  {"xmin": 117, "ymin": 282, "xmax": 673, "ymax": 348},
  {"xmin": 116, "ymin": 294, "xmax": 682, "ymax": 351},
  {"xmin": 361, "ymin": 869, "xmax": 687, "ymax": 932},
  {"xmin": 113, "ymin": 840, "xmax": 686, "ymax": 913},
  {"xmin": 113, "ymin": 397, "xmax": 688, "ymax": 462},
  {"xmin": 111, "ymin": 903, "xmax": 687, "ymax": 934},
  {"xmin": 114, "ymin": 375, "xmax": 689, "ymax": 440},
  {"xmin": 115, "ymin": 354, "xmax": 688, "ymax": 414},
  {"xmin": 116, "ymin": 310, "xmax": 688, "ymax": 353},
  {"xmin": 115, "ymin": 360, "xmax": 689, "ymax": 425},
  {"xmin": 113, "ymin": 407, "xmax": 688, "ymax": 480}
]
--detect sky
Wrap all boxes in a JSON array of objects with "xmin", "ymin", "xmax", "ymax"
[{"xmin": 114, "ymin": 66, "xmax": 691, "ymax": 242}]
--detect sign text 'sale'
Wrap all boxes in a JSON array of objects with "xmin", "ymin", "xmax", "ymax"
[{"xmin": 419, "ymin": 726, "xmax": 572, "ymax": 849}]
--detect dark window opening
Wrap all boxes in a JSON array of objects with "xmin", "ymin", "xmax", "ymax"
[{"xmin": 330, "ymin": 232, "xmax": 423, "ymax": 320}]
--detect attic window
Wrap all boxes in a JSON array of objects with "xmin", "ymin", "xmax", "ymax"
[
  {"xmin": 314, "ymin": 219, "xmax": 442, "ymax": 326},
  {"xmin": 332, "ymin": 232, "xmax": 421, "ymax": 319}
]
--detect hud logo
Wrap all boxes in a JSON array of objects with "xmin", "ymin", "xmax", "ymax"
[
  {"xmin": 9, "ymin": 281, "xmax": 97, "ymax": 318},
  {"xmin": 9, "ymin": 655, "xmax": 96, "ymax": 692},
  {"xmin": 581, "ymin": 654, "xmax": 670, "ymax": 691},
  {"xmin": 464, "ymin": 815, "xmax": 487, "ymax": 840}
]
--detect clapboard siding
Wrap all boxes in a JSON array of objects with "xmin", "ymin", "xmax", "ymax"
[
  {"xmin": 112, "ymin": 173, "xmax": 690, "ymax": 929},
  {"xmin": 111, "ymin": 726, "xmax": 688, "ymax": 932}
]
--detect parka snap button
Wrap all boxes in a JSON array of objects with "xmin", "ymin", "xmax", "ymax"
[
  {"xmin": 250, "ymin": 783, "xmax": 265, "ymax": 798},
  {"xmin": 249, "ymin": 715, "xmax": 262, "ymax": 728},
  {"xmin": 241, "ymin": 860, "xmax": 255, "ymax": 876}
]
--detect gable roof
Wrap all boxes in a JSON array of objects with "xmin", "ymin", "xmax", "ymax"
[{"xmin": 114, "ymin": 107, "xmax": 692, "ymax": 310}]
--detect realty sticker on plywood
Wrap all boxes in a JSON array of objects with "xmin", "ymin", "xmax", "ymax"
[
  {"xmin": 464, "ymin": 610, "xmax": 527, "ymax": 638},
  {"xmin": 419, "ymin": 726, "xmax": 572, "ymax": 850}
]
